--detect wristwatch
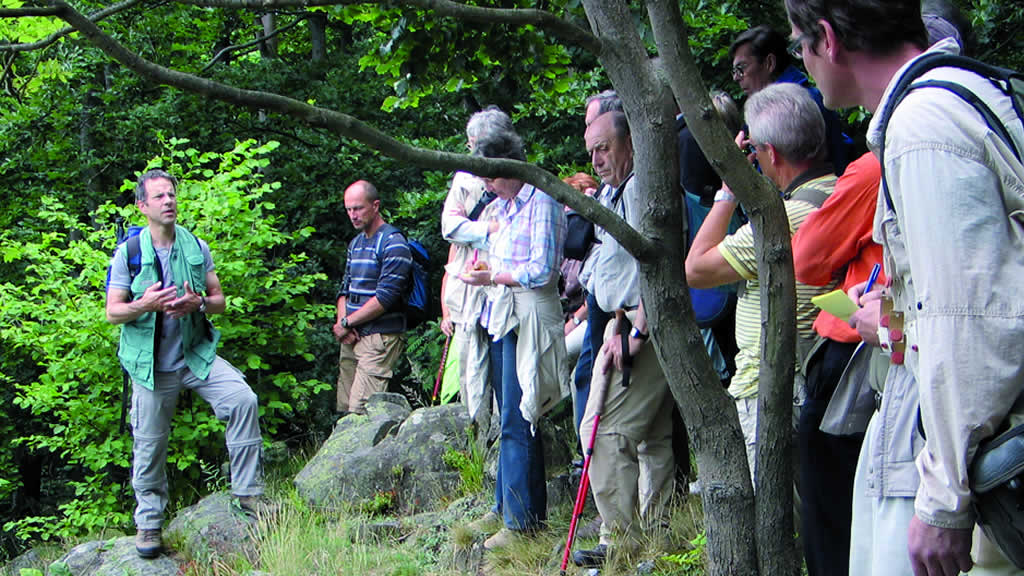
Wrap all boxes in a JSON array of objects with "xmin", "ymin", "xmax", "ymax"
[
  {"xmin": 572, "ymin": 316, "xmax": 582, "ymax": 326},
  {"xmin": 341, "ymin": 316, "xmax": 350, "ymax": 328},
  {"xmin": 198, "ymin": 296, "xmax": 207, "ymax": 313},
  {"xmin": 630, "ymin": 326, "xmax": 649, "ymax": 341}
]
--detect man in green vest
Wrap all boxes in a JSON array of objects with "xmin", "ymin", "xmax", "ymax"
[{"xmin": 106, "ymin": 169, "xmax": 268, "ymax": 559}]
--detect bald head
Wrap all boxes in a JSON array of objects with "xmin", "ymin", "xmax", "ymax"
[{"xmin": 344, "ymin": 180, "xmax": 383, "ymax": 236}]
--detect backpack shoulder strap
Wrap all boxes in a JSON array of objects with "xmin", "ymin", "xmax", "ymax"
[
  {"xmin": 467, "ymin": 190, "xmax": 497, "ymax": 221},
  {"xmin": 373, "ymin": 223, "xmax": 406, "ymax": 262},
  {"xmin": 878, "ymin": 53, "xmax": 1024, "ymax": 215},
  {"xmin": 126, "ymin": 234, "xmax": 142, "ymax": 281},
  {"xmin": 790, "ymin": 181, "xmax": 832, "ymax": 208}
]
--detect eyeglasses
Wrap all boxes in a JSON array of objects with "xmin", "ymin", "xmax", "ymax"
[
  {"xmin": 788, "ymin": 32, "xmax": 813, "ymax": 60},
  {"xmin": 731, "ymin": 62, "xmax": 749, "ymax": 80}
]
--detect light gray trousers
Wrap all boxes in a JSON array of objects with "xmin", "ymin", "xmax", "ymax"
[{"xmin": 131, "ymin": 356, "xmax": 264, "ymax": 529}]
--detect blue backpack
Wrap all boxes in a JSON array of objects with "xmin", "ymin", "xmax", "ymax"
[
  {"xmin": 105, "ymin": 221, "xmax": 145, "ymax": 291},
  {"xmin": 685, "ymin": 192, "xmax": 744, "ymax": 328},
  {"xmin": 404, "ymin": 237, "xmax": 431, "ymax": 329},
  {"xmin": 375, "ymin": 224, "xmax": 431, "ymax": 330}
]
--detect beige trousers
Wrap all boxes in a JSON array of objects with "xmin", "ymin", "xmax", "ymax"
[
  {"xmin": 337, "ymin": 332, "xmax": 405, "ymax": 414},
  {"xmin": 579, "ymin": 314, "xmax": 674, "ymax": 548}
]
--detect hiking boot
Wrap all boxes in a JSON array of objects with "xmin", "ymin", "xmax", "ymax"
[
  {"xmin": 236, "ymin": 494, "xmax": 279, "ymax": 518},
  {"xmin": 467, "ymin": 510, "xmax": 502, "ymax": 535},
  {"xmin": 576, "ymin": 515, "xmax": 603, "ymax": 539},
  {"xmin": 135, "ymin": 528, "xmax": 162, "ymax": 559},
  {"xmin": 573, "ymin": 543, "xmax": 608, "ymax": 568},
  {"xmin": 483, "ymin": 528, "xmax": 524, "ymax": 551}
]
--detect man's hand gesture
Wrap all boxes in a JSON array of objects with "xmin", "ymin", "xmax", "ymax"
[
  {"xmin": 138, "ymin": 281, "xmax": 176, "ymax": 314},
  {"xmin": 166, "ymin": 281, "xmax": 201, "ymax": 319}
]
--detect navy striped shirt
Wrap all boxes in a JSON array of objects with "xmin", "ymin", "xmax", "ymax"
[{"xmin": 339, "ymin": 223, "xmax": 413, "ymax": 335}]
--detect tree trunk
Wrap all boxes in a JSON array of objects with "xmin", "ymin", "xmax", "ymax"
[
  {"xmin": 580, "ymin": 1, "xmax": 771, "ymax": 574},
  {"xmin": 79, "ymin": 64, "xmax": 106, "ymax": 232},
  {"xmin": 310, "ymin": 12, "xmax": 326, "ymax": 62},
  {"xmin": 259, "ymin": 13, "xmax": 277, "ymax": 59}
]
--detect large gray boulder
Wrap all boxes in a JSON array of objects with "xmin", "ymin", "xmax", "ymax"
[
  {"xmin": 294, "ymin": 393, "xmax": 470, "ymax": 513},
  {"xmin": 49, "ymin": 538, "xmax": 178, "ymax": 576},
  {"xmin": 166, "ymin": 491, "xmax": 259, "ymax": 564}
]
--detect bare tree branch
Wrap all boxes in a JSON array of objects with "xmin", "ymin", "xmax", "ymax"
[
  {"xmin": 0, "ymin": 6, "xmax": 60, "ymax": 17},
  {"xmin": 201, "ymin": 13, "xmax": 308, "ymax": 73},
  {"xmin": 0, "ymin": 0, "xmax": 143, "ymax": 53},
  {"xmin": 172, "ymin": 0, "xmax": 602, "ymax": 54},
  {"xmin": 47, "ymin": 0, "xmax": 653, "ymax": 259}
]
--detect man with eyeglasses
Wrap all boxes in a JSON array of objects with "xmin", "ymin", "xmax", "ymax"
[
  {"xmin": 787, "ymin": 1, "xmax": 1024, "ymax": 575},
  {"xmin": 686, "ymin": 82, "xmax": 840, "ymax": 491},
  {"xmin": 730, "ymin": 25, "xmax": 851, "ymax": 175}
]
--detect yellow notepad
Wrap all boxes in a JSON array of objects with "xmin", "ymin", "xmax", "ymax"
[{"xmin": 811, "ymin": 289, "xmax": 859, "ymax": 322}]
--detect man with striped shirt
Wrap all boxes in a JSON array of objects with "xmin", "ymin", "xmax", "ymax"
[
  {"xmin": 686, "ymin": 83, "xmax": 839, "ymax": 485},
  {"xmin": 333, "ymin": 180, "xmax": 413, "ymax": 415}
]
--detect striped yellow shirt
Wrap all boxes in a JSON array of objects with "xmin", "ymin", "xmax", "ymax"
[{"xmin": 718, "ymin": 174, "xmax": 840, "ymax": 399}]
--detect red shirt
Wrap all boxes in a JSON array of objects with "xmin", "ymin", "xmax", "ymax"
[{"xmin": 792, "ymin": 152, "xmax": 887, "ymax": 343}]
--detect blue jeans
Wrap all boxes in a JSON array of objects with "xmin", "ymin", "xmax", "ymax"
[
  {"xmin": 490, "ymin": 331, "xmax": 546, "ymax": 531},
  {"xmin": 573, "ymin": 292, "xmax": 611, "ymax": 436},
  {"xmin": 490, "ymin": 337, "xmax": 504, "ymax": 515}
]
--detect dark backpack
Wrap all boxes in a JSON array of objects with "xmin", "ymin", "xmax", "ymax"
[
  {"xmin": 105, "ymin": 220, "xmax": 146, "ymax": 291},
  {"xmin": 684, "ymin": 192, "xmax": 745, "ymax": 328},
  {"xmin": 877, "ymin": 52, "xmax": 1024, "ymax": 215},
  {"xmin": 404, "ymin": 238, "xmax": 431, "ymax": 329},
  {"xmin": 374, "ymin": 224, "xmax": 431, "ymax": 330}
]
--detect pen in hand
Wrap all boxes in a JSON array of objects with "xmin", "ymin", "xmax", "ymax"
[
  {"xmin": 855, "ymin": 263, "xmax": 883, "ymax": 308},
  {"xmin": 864, "ymin": 263, "xmax": 882, "ymax": 295}
]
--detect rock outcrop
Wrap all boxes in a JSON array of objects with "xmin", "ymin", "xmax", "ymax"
[{"xmin": 294, "ymin": 393, "xmax": 471, "ymax": 513}]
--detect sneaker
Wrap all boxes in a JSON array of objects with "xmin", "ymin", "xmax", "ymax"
[
  {"xmin": 483, "ymin": 528, "xmax": 524, "ymax": 551},
  {"xmin": 467, "ymin": 510, "xmax": 502, "ymax": 535},
  {"xmin": 135, "ymin": 528, "xmax": 162, "ymax": 559},
  {"xmin": 573, "ymin": 543, "xmax": 608, "ymax": 568},
  {"xmin": 236, "ymin": 494, "xmax": 279, "ymax": 518}
]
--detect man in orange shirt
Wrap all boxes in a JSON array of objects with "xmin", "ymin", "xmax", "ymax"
[{"xmin": 791, "ymin": 151, "xmax": 884, "ymax": 576}]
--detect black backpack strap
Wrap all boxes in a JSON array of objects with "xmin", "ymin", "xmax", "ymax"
[
  {"xmin": 878, "ymin": 53, "xmax": 1023, "ymax": 216},
  {"xmin": 126, "ymin": 234, "xmax": 142, "ymax": 280},
  {"xmin": 467, "ymin": 190, "xmax": 497, "ymax": 221}
]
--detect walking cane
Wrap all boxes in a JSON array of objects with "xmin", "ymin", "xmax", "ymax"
[
  {"xmin": 561, "ymin": 314, "xmax": 630, "ymax": 574},
  {"xmin": 560, "ymin": 360, "xmax": 612, "ymax": 574},
  {"xmin": 431, "ymin": 334, "xmax": 452, "ymax": 405}
]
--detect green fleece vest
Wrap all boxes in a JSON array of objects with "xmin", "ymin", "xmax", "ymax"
[{"xmin": 118, "ymin": 225, "xmax": 220, "ymax": 390}]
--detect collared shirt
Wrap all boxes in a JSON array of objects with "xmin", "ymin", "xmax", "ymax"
[
  {"xmin": 490, "ymin": 183, "xmax": 566, "ymax": 289},
  {"xmin": 865, "ymin": 37, "xmax": 1024, "ymax": 529},
  {"xmin": 588, "ymin": 174, "xmax": 641, "ymax": 313}
]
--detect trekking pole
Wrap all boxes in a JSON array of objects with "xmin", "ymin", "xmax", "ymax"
[
  {"xmin": 560, "ymin": 366, "xmax": 611, "ymax": 574},
  {"xmin": 431, "ymin": 334, "xmax": 452, "ymax": 405}
]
